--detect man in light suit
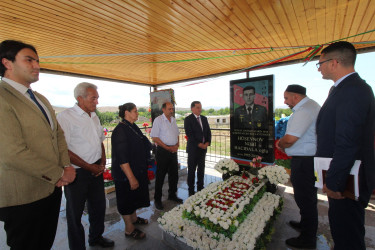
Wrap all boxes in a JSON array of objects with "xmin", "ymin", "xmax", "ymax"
[
  {"xmin": 316, "ymin": 41, "xmax": 375, "ymax": 250},
  {"xmin": 0, "ymin": 40, "xmax": 76, "ymax": 249},
  {"xmin": 234, "ymin": 85, "xmax": 267, "ymax": 129},
  {"xmin": 184, "ymin": 101, "xmax": 212, "ymax": 196}
]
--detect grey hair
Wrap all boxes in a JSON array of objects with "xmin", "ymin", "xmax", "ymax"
[{"xmin": 74, "ymin": 82, "xmax": 97, "ymax": 100}]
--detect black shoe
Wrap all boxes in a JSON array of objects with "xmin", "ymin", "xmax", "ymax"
[
  {"xmin": 154, "ymin": 200, "xmax": 164, "ymax": 210},
  {"xmin": 168, "ymin": 196, "xmax": 183, "ymax": 204},
  {"xmin": 89, "ymin": 236, "xmax": 114, "ymax": 247},
  {"xmin": 285, "ymin": 236, "xmax": 316, "ymax": 249},
  {"xmin": 189, "ymin": 191, "xmax": 195, "ymax": 197},
  {"xmin": 289, "ymin": 220, "xmax": 302, "ymax": 231}
]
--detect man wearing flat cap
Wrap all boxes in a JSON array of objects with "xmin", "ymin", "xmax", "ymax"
[{"xmin": 276, "ymin": 84, "xmax": 321, "ymax": 249}]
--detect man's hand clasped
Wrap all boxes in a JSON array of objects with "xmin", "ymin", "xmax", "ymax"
[{"xmin": 56, "ymin": 166, "xmax": 76, "ymax": 187}]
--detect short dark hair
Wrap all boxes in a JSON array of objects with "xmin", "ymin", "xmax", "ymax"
[
  {"xmin": 162, "ymin": 102, "xmax": 172, "ymax": 109},
  {"xmin": 0, "ymin": 40, "xmax": 38, "ymax": 77},
  {"xmin": 321, "ymin": 41, "xmax": 356, "ymax": 67},
  {"xmin": 243, "ymin": 85, "xmax": 255, "ymax": 93},
  {"xmin": 190, "ymin": 101, "xmax": 201, "ymax": 109},
  {"xmin": 118, "ymin": 102, "xmax": 136, "ymax": 119}
]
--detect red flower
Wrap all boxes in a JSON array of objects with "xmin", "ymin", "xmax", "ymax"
[
  {"xmin": 274, "ymin": 140, "xmax": 291, "ymax": 160},
  {"xmin": 103, "ymin": 169, "xmax": 113, "ymax": 181},
  {"xmin": 251, "ymin": 177, "xmax": 259, "ymax": 184},
  {"xmin": 142, "ymin": 122, "xmax": 149, "ymax": 127},
  {"xmin": 147, "ymin": 170, "xmax": 155, "ymax": 180},
  {"xmin": 184, "ymin": 135, "xmax": 188, "ymax": 140}
]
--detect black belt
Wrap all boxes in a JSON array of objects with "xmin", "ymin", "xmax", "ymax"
[{"xmin": 93, "ymin": 158, "xmax": 102, "ymax": 164}]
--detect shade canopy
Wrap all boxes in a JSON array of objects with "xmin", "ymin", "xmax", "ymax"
[{"xmin": 1, "ymin": 0, "xmax": 374, "ymax": 86}]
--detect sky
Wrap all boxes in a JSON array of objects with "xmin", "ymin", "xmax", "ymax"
[{"xmin": 33, "ymin": 52, "xmax": 375, "ymax": 110}]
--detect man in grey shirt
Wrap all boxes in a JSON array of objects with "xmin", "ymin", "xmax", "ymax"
[{"xmin": 276, "ymin": 84, "xmax": 321, "ymax": 249}]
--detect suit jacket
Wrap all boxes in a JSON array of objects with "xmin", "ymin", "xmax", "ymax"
[
  {"xmin": 184, "ymin": 114, "xmax": 211, "ymax": 153},
  {"xmin": 234, "ymin": 104, "xmax": 268, "ymax": 129},
  {"xmin": 0, "ymin": 80, "xmax": 70, "ymax": 207},
  {"xmin": 316, "ymin": 73, "xmax": 375, "ymax": 205}
]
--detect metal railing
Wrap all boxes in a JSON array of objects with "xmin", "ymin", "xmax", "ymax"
[{"xmin": 103, "ymin": 127, "xmax": 230, "ymax": 166}]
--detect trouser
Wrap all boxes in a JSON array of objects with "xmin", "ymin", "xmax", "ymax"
[
  {"xmin": 329, "ymin": 198, "xmax": 365, "ymax": 250},
  {"xmin": 290, "ymin": 156, "xmax": 318, "ymax": 241},
  {"xmin": 0, "ymin": 187, "xmax": 62, "ymax": 250},
  {"xmin": 154, "ymin": 146, "xmax": 178, "ymax": 201},
  {"xmin": 187, "ymin": 147, "xmax": 206, "ymax": 193},
  {"xmin": 64, "ymin": 164, "xmax": 106, "ymax": 250}
]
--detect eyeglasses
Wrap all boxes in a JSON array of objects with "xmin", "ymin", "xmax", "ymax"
[{"xmin": 316, "ymin": 59, "xmax": 333, "ymax": 69}]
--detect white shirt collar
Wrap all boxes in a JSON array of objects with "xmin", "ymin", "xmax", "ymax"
[
  {"xmin": 72, "ymin": 103, "xmax": 97, "ymax": 118},
  {"xmin": 2, "ymin": 77, "xmax": 30, "ymax": 94},
  {"xmin": 292, "ymin": 97, "xmax": 309, "ymax": 112},
  {"xmin": 334, "ymin": 72, "xmax": 356, "ymax": 87}
]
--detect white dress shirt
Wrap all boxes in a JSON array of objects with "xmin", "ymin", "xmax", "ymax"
[
  {"xmin": 285, "ymin": 97, "xmax": 321, "ymax": 156},
  {"xmin": 57, "ymin": 104, "xmax": 105, "ymax": 168},
  {"xmin": 150, "ymin": 113, "xmax": 179, "ymax": 145}
]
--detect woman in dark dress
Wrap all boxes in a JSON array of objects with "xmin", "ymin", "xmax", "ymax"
[{"xmin": 111, "ymin": 103, "xmax": 152, "ymax": 239}]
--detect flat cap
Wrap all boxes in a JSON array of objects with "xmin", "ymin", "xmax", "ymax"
[{"xmin": 285, "ymin": 84, "xmax": 306, "ymax": 95}]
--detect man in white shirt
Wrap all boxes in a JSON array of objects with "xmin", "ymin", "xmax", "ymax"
[
  {"xmin": 277, "ymin": 84, "xmax": 321, "ymax": 249},
  {"xmin": 150, "ymin": 102, "xmax": 182, "ymax": 210},
  {"xmin": 57, "ymin": 82, "xmax": 114, "ymax": 249}
]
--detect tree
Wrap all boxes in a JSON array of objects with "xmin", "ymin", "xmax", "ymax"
[
  {"xmin": 274, "ymin": 108, "xmax": 292, "ymax": 119},
  {"xmin": 96, "ymin": 111, "xmax": 118, "ymax": 125}
]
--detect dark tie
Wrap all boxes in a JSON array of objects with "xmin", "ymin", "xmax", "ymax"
[
  {"xmin": 247, "ymin": 106, "xmax": 252, "ymax": 116},
  {"xmin": 197, "ymin": 116, "xmax": 205, "ymax": 143},
  {"xmin": 27, "ymin": 89, "xmax": 50, "ymax": 125}
]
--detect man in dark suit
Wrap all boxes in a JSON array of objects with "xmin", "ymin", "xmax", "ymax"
[
  {"xmin": 0, "ymin": 40, "xmax": 76, "ymax": 249},
  {"xmin": 234, "ymin": 85, "xmax": 267, "ymax": 129},
  {"xmin": 316, "ymin": 41, "xmax": 375, "ymax": 250},
  {"xmin": 184, "ymin": 101, "xmax": 212, "ymax": 196}
]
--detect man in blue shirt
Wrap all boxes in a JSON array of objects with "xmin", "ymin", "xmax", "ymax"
[{"xmin": 276, "ymin": 84, "xmax": 321, "ymax": 249}]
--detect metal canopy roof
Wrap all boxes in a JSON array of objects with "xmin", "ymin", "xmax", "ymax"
[{"xmin": 1, "ymin": 0, "xmax": 374, "ymax": 86}]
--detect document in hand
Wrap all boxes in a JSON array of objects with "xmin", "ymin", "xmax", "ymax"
[{"xmin": 314, "ymin": 157, "xmax": 361, "ymax": 200}]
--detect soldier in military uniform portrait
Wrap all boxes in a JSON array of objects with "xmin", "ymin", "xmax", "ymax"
[{"xmin": 234, "ymin": 85, "xmax": 267, "ymax": 129}]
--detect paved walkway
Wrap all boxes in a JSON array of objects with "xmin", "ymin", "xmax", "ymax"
[{"xmin": 1, "ymin": 165, "xmax": 375, "ymax": 249}]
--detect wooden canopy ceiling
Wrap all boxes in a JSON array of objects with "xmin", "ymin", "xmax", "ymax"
[{"xmin": 1, "ymin": 0, "xmax": 375, "ymax": 86}]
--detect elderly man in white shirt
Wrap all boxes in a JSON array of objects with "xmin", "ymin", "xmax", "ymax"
[
  {"xmin": 150, "ymin": 102, "xmax": 182, "ymax": 210},
  {"xmin": 57, "ymin": 82, "xmax": 114, "ymax": 249}
]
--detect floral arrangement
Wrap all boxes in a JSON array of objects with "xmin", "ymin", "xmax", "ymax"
[
  {"xmin": 214, "ymin": 159, "xmax": 239, "ymax": 176},
  {"xmin": 158, "ymin": 159, "xmax": 289, "ymax": 249},
  {"xmin": 103, "ymin": 168, "xmax": 114, "ymax": 187},
  {"xmin": 103, "ymin": 127, "xmax": 109, "ymax": 136},
  {"xmin": 182, "ymin": 175, "xmax": 266, "ymax": 238},
  {"xmin": 274, "ymin": 139, "xmax": 292, "ymax": 169},
  {"xmin": 258, "ymin": 165, "xmax": 289, "ymax": 185},
  {"xmin": 249, "ymin": 156, "xmax": 263, "ymax": 168},
  {"xmin": 158, "ymin": 188, "xmax": 282, "ymax": 250}
]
